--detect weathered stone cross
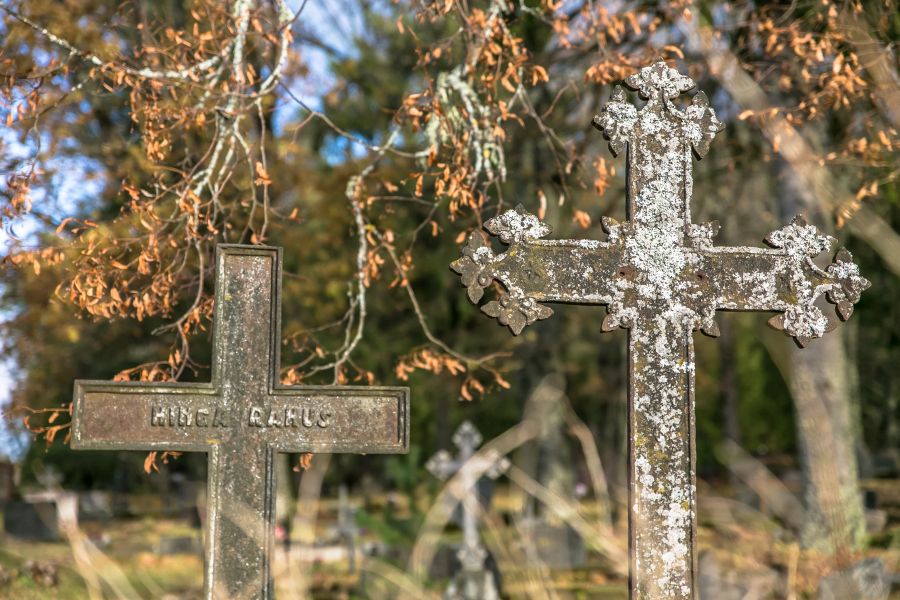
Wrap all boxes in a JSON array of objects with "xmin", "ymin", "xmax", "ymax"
[
  {"xmin": 426, "ymin": 420, "xmax": 508, "ymax": 600},
  {"xmin": 450, "ymin": 62, "xmax": 869, "ymax": 599},
  {"xmin": 72, "ymin": 245, "xmax": 409, "ymax": 599}
]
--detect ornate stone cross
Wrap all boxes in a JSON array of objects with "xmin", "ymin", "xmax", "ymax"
[
  {"xmin": 450, "ymin": 62, "xmax": 869, "ymax": 599},
  {"xmin": 426, "ymin": 421, "xmax": 508, "ymax": 600},
  {"xmin": 72, "ymin": 245, "xmax": 409, "ymax": 599}
]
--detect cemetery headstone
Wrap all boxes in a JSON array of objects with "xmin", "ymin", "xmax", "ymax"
[
  {"xmin": 3, "ymin": 498, "xmax": 60, "ymax": 541},
  {"xmin": 522, "ymin": 518, "xmax": 585, "ymax": 570},
  {"xmin": 34, "ymin": 465, "xmax": 62, "ymax": 491},
  {"xmin": 78, "ymin": 490, "xmax": 114, "ymax": 521},
  {"xmin": 698, "ymin": 551, "xmax": 781, "ymax": 600},
  {"xmin": 817, "ymin": 558, "xmax": 890, "ymax": 600},
  {"xmin": 5, "ymin": 465, "xmax": 75, "ymax": 542},
  {"xmin": 157, "ymin": 535, "xmax": 204, "ymax": 556},
  {"xmin": 71, "ymin": 244, "xmax": 410, "ymax": 599},
  {"xmin": 518, "ymin": 374, "xmax": 585, "ymax": 569},
  {"xmin": 337, "ymin": 484, "xmax": 359, "ymax": 573},
  {"xmin": 426, "ymin": 421, "xmax": 508, "ymax": 600},
  {"xmin": 450, "ymin": 61, "xmax": 870, "ymax": 599},
  {"xmin": 0, "ymin": 460, "xmax": 16, "ymax": 503}
]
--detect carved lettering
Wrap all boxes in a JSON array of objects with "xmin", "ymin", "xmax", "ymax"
[
  {"xmin": 148, "ymin": 405, "xmax": 230, "ymax": 428},
  {"xmin": 245, "ymin": 406, "xmax": 332, "ymax": 428},
  {"xmin": 284, "ymin": 407, "xmax": 298, "ymax": 427},
  {"xmin": 147, "ymin": 405, "xmax": 333, "ymax": 428},
  {"xmin": 213, "ymin": 407, "xmax": 228, "ymax": 427}
]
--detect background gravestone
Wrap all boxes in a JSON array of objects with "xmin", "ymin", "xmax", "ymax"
[
  {"xmin": 516, "ymin": 374, "xmax": 586, "ymax": 570},
  {"xmin": 337, "ymin": 484, "xmax": 360, "ymax": 573},
  {"xmin": 77, "ymin": 490, "xmax": 113, "ymax": 521},
  {"xmin": 157, "ymin": 535, "xmax": 203, "ymax": 556},
  {"xmin": 522, "ymin": 519, "xmax": 586, "ymax": 571},
  {"xmin": 3, "ymin": 499, "xmax": 60, "ymax": 541},
  {"xmin": 817, "ymin": 558, "xmax": 890, "ymax": 600},
  {"xmin": 0, "ymin": 460, "xmax": 16, "ymax": 504}
]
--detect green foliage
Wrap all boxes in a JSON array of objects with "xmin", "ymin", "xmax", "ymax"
[{"xmin": 734, "ymin": 316, "xmax": 797, "ymax": 456}]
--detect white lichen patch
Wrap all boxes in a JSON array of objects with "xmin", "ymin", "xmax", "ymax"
[
  {"xmin": 485, "ymin": 204, "xmax": 552, "ymax": 244},
  {"xmin": 472, "ymin": 245, "xmax": 494, "ymax": 263},
  {"xmin": 765, "ymin": 217, "xmax": 834, "ymax": 259},
  {"xmin": 539, "ymin": 238, "xmax": 603, "ymax": 249},
  {"xmin": 593, "ymin": 86, "xmax": 637, "ymax": 156},
  {"xmin": 829, "ymin": 259, "xmax": 860, "ymax": 280},
  {"xmin": 781, "ymin": 304, "xmax": 830, "ymax": 339},
  {"xmin": 626, "ymin": 61, "xmax": 695, "ymax": 100}
]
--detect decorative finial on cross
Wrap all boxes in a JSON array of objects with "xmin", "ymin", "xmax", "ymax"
[
  {"xmin": 626, "ymin": 61, "xmax": 695, "ymax": 99},
  {"xmin": 594, "ymin": 61, "xmax": 723, "ymax": 161}
]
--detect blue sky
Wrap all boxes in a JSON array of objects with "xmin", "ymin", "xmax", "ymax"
[{"xmin": 0, "ymin": 128, "xmax": 106, "ymax": 460}]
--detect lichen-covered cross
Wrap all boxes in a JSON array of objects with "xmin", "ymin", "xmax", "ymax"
[{"xmin": 450, "ymin": 62, "xmax": 869, "ymax": 599}]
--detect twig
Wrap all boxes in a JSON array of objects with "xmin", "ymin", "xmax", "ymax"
[{"xmin": 0, "ymin": 5, "xmax": 228, "ymax": 81}]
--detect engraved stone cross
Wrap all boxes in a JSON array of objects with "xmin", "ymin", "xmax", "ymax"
[
  {"xmin": 72, "ymin": 245, "xmax": 409, "ymax": 599},
  {"xmin": 450, "ymin": 62, "xmax": 869, "ymax": 599},
  {"xmin": 426, "ymin": 421, "xmax": 508, "ymax": 600}
]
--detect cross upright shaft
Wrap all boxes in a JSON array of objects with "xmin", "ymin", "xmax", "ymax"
[
  {"xmin": 450, "ymin": 62, "xmax": 870, "ymax": 599},
  {"xmin": 72, "ymin": 245, "xmax": 409, "ymax": 599}
]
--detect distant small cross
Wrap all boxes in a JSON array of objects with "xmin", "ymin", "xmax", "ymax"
[
  {"xmin": 72, "ymin": 245, "xmax": 409, "ymax": 600},
  {"xmin": 450, "ymin": 62, "xmax": 869, "ymax": 599},
  {"xmin": 426, "ymin": 421, "xmax": 508, "ymax": 599}
]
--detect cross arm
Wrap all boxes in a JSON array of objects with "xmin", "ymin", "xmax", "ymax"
[
  {"xmin": 704, "ymin": 217, "xmax": 870, "ymax": 346},
  {"xmin": 425, "ymin": 450, "xmax": 458, "ymax": 480},
  {"xmin": 451, "ymin": 205, "xmax": 622, "ymax": 334},
  {"xmin": 72, "ymin": 380, "xmax": 222, "ymax": 451},
  {"xmin": 264, "ymin": 386, "xmax": 409, "ymax": 453}
]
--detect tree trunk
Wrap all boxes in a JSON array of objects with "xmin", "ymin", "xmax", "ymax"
[
  {"xmin": 778, "ymin": 158, "xmax": 866, "ymax": 555},
  {"xmin": 789, "ymin": 332, "xmax": 865, "ymax": 555}
]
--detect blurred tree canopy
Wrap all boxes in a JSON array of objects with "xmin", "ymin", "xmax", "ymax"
[{"xmin": 0, "ymin": 0, "xmax": 897, "ymax": 556}]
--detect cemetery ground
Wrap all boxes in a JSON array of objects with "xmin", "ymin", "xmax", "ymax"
[{"xmin": 1, "ymin": 475, "xmax": 898, "ymax": 599}]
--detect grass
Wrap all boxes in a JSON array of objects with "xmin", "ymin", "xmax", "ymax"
[{"xmin": 0, "ymin": 485, "xmax": 898, "ymax": 598}]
